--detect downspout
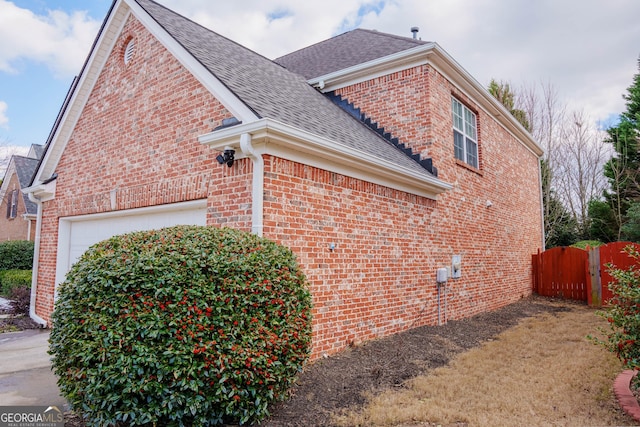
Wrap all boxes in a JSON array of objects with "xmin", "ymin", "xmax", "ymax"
[
  {"xmin": 239, "ymin": 133, "xmax": 264, "ymax": 236},
  {"xmin": 27, "ymin": 193, "xmax": 47, "ymax": 327},
  {"xmin": 538, "ymin": 159, "xmax": 546, "ymax": 250}
]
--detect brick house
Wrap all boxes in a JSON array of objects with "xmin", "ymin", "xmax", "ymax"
[
  {"xmin": 25, "ymin": 0, "xmax": 543, "ymax": 358},
  {"xmin": 0, "ymin": 144, "xmax": 43, "ymax": 241}
]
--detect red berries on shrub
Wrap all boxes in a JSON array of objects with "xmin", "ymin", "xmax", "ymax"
[{"xmin": 49, "ymin": 225, "xmax": 312, "ymax": 426}]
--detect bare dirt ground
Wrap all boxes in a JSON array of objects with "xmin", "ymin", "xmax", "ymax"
[{"xmin": 3, "ymin": 295, "xmax": 629, "ymax": 426}]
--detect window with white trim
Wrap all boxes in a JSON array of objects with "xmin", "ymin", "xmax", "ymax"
[
  {"xmin": 6, "ymin": 190, "xmax": 18, "ymax": 219},
  {"xmin": 452, "ymin": 97, "xmax": 478, "ymax": 168}
]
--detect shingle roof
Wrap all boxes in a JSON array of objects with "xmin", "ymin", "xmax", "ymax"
[
  {"xmin": 274, "ymin": 29, "xmax": 429, "ymax": 80},
  {"xmin": 134, "ymin": 0, "xmax": 435, "ymax": 178},
  {"xmin": 31, "ymin": 144, "xmax": 44, "ymax": 160},
  {"xmin": 13, "ymin": 155, "xmax": 39, "ymax": 215}
]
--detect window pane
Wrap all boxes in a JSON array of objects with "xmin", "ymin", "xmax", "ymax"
[
  {"xmin": 454, "ymin": 130, "xmax": 465, "ymax": 161},
  {"xmin": 465, "ymin": 109, "xmax": 477, "ymax": 140},
  {"xmin": 466, "ymin": 138, "xmax": 478, "ymax": 168},
  {"xmin": 451, "ymin": 99, "xmax": 463, "ymax": 131}
]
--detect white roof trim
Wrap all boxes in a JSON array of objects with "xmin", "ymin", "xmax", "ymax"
[
  {"xmin": 309, "ymin": 43, "xmax": 543, "ymax": 158},
  {"xmin": 199, "ymin": 118, "xmax": 452, "ymax": 200},
  {"xmin": 31, "ymin": 0, "xmax": 259, "ymax": 190}
]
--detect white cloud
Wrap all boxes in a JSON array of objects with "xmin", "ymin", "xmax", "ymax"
[
  {"xmin": 0, "ymin": 144, "xmax": 29, "ymax": 177},
  {"xmin": 0, "ymin": 0, "xmax": 102, "ymax": 77},
  {"xmin": 157, "ymin": 0, "xmax": 640, "ymax": 124},
  {"xmin": 0, "ymin": 100, "xmax": 7, "ymax": 129}
]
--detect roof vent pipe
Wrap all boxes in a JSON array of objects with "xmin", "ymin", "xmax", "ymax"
[{"xmin": 411, "ymin": 26, "xmax": 419, "ymax": 39}]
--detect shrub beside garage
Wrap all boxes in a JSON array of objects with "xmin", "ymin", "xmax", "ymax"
[
  {"xmin": 49, "ymin": 225, "xmax": 313, "ymax": 426},
  {"xmin": 0, "ymin": 240, "xmax": 34, "ymax": 270},
  {"xmin": 0, "ymin": 240, "xmax": 34, "ymax": 317}
]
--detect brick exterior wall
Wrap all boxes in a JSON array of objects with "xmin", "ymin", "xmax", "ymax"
[
  {"xmin": 33, "ymin": 14, "xmax": 543, "ymax": 359},
  {"xmin": 34, "ymin": 16, "xmax": 249, "ymax": 323},
  {"xmin": 0, "ymin": 171, "xmax": 34, "ymax": 241}
]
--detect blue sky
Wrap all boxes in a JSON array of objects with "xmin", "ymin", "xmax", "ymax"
[{"xmin": 1, "ymin": 0, "xmax": 639, "ymax": 163}]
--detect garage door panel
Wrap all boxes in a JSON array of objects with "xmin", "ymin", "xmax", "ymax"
[{"xmin": 57, "ymin": 201, "xmax": 207, "ymax": 285}]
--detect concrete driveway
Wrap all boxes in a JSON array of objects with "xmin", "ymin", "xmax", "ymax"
[{"xmin": 0, "ymin": 329, "xmax": 68, "ymax": 408}]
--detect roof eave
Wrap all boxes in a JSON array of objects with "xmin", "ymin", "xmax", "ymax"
[{"xmin": 198, "ymin": 118, "xmax": 452, "ymax": 200}]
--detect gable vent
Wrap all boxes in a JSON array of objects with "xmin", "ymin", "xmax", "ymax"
[{"xmin": 124, "ymin": 39, "xmax": 135, "ymax": 65}]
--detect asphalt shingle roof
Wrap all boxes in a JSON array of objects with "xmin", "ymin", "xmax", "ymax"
[
  {"xmin": 134, "ymin": 0, "xmax": 435, "ymax": 178},
  {"xmin": 274, "ymin": 29, "xmax": 429, "ymax": 80},
  {"xmin": 13, "ymin": 156, "xmax": 40, "ymax": 215}
]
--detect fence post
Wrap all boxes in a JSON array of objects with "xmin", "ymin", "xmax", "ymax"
[
  {"xmin": 532, "ymin": 249, "xmax": 540, "ymax": 294},
  {"xmin": 588, "ymin": 246, "xmax": 601, "ymax": 307}
]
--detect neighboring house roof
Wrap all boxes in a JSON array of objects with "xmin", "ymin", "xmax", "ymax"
[
  {"xmin": 274, "ymin": 28, "xmax": 428, "ymax": 80},
  {"xmin": 13, "ymin": 156, "xmax": 40, "ymax": 215},
  {"xmin": 30, "ymin": 144, "xmax": 45, "ymax": 160},
  {"xmin": 0, "ymin": 154, "xmax": 40, "ymax": 216},
  {"xmin": 135, "ymin": 0, "xmax": 434, "ymax": 179}
]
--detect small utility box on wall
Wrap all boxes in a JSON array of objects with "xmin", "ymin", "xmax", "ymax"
[{"xmin": 452, "ymin": 255, "xmax": 462, "ymax": 279}]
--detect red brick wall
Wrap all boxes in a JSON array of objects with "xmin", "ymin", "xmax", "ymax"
[
  {"xmin": 34, "ymin": 14, "xmax": 542, "ymax": 359},
  {"xmin": 34, "ymin": 16, "xmax": 250, "ymax": 323},
  {"xmin": 293, "ymin": 64, "xmax": 543, "ymax": 357},
  {"xmin": 263, "ymin": 157, "xmax": 442, "ymax": 356}
]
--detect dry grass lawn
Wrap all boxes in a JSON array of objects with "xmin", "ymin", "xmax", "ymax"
[{"xmin": 334, "ymin": 302, "xmax": 636, "ymax": 426}]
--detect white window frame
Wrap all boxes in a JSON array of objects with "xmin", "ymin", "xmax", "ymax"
[
  {"xmin": 8, "ymin": 190, "xmax": 18, "ymax": 219},
  {"xmin": 451, "ymin": 97, "xmax": 479, "ymax": 168}
]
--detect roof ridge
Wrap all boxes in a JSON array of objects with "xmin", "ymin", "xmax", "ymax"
[
  {"xmin": 275, "ymin": 28, "xmax": 427, "ymax": 63},
  {"xmin": 354, "ymin": 28, "xmax": 428, "ymax": 45}
]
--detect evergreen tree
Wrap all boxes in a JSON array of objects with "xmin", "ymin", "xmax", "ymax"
[
  {"xmin": 488, "ymin": 79, "xmax": 532, "ymax": 131},
  {"xmin": 602, "ymin": 58, "xmax": 640, "ymax": 239}
]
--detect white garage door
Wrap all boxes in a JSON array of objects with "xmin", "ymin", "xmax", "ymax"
[{"xmin": 56, "ymin": 200, "xmax": 207, "ymax": 286}]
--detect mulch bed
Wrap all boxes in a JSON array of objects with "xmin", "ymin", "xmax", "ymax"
[
  {"xmin": 258, "ymin": 295, "xmax": 571, "ymax": 427},
  {"xmin": 2, "ymin": 295, "xmax": 573, "ymax": 426},
  {"xmin": 0, "ymin": 308, "xmax": 42, "ymax": 333}
]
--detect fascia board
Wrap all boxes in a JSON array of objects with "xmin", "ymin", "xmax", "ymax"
[
  {"xmin": 22, "ymin": 180, "xmax": 56, "ymax": 202},
  {"xmin": 309, "ymin": 43, "xmax": 435, "ymax": 92},
  {"xmin": 199, "ymin": 119, "xmax": 452, "ymax": 199},
  {"xmin": 0, "ymin": 159, "xmax": 16, "ymax": 201},
  {"xmin": 427, "ymin": 44, "xmax": 543, "ymax": 157},
  {"xmin": 309, "ymin": 42, "xmax": 543, "ymax": 158}
]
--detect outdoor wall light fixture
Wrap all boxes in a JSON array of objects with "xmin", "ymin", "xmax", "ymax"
[{"xmin": 216, "ymin": 148, "xmax": 235, "ymax": 167}]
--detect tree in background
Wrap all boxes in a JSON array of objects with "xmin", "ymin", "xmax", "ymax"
[
  {"xmin": 555, "ymin": 111, "xmax": 610, "ymax": 239},
  {"xmin": 489, "ymin": 78, "xmax": 611, "ymax": 247},
  {"xmin": 488, "ymin": 79, "xmax": 531, "ymax": 131},
  {"xmin": 541, "ymin": 159, "xmax": 578, "ymax": 247},
  {"xmin": 597, "ymin": 58, "xmax": 640, "ymax": 241}
]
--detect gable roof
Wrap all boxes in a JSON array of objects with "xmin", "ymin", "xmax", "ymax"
[
  {"xmin": 134, "ymin": 0, "xmax": 437, "ymax": 179},
  {"xmin": 279, "ymin": 30, "xmax": 542, "ymax": 158},
  {"xmin": 0, "ymin": 154, "xmax": 40, "ymax": 215},
  {"xmin": 13, "ymin": 156, "xmax": 40, "ymax": 215},
  {"xmin": 275, "ymin": 28, "xmax": 428, "ymax": 80},
  {"xmin": 26, "ymin": 0, "xmax": 450, "ymax": 201}
]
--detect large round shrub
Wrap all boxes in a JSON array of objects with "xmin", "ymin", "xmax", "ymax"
[{"xmin": 49, "ymin": 225, "xmax": 312, "ymax": 426}]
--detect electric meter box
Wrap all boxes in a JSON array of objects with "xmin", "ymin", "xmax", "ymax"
[{"xmin": 436, "ymin": 267, "xmax": 448, "ymax": 284}]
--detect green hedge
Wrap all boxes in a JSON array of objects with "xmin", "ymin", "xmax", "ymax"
[
  {"xmin": 0, "ymin": 269, "xmax": 31, "ymax": 297},
  {"xmin": 49, "ymin": 225, "xmax": 313, "ymax": 426},
  {"xmin": 0, "ymin": 240, "xmax": 34, "ymax": 270}
]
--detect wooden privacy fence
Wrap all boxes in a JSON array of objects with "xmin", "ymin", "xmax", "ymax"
[{"xmin": 532, "ymin": 241, "xmax": 640, "ymax": 306}]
